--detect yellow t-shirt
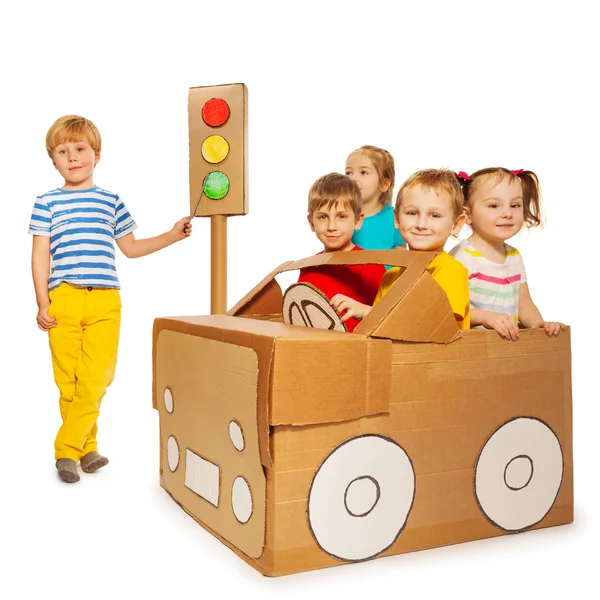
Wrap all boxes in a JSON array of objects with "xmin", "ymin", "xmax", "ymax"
[{"xmin": 374, "ymin": 251, "xmax": 470, "ymax": 329}]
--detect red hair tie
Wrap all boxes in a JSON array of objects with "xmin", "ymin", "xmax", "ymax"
[
  {"xmin": 512, "ymin": 169, "xmax": 524, "ymax": 175},
  {"xmin": 457, "ymin": 171, "xmax": 471, "ymax": 183}
]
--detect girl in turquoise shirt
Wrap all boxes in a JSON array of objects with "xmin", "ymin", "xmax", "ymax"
[{"xmin": 345, "ymin": 145, "xmax": 405, "ymax": 250}]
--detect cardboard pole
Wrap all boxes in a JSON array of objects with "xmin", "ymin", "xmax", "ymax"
[{"xmin": 211, "ymin": 215, "xmax": 227, "ymax": 313}]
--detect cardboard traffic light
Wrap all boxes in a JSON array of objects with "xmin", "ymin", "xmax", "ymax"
[{"xmin": 189, "ymin": 83, "xmax": 248, "ymax": 217}]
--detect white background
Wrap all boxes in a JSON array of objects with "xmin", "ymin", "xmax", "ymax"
[{"xmin": 1, "ymin": 1, "xmax": 597, "ymax": 598}]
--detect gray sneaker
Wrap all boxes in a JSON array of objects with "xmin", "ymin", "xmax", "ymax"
[
  {"xmin": 80, "ymin": 451, "xmax": 109, "ymax": 474},
  {"xmin": 56, "ymin": 458, "xmax": 80, "ymax": 483}
]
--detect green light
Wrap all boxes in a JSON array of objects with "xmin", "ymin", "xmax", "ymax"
[{"xmin": 203, "ymin": 171, "xmax": 230, "ymax": 200}]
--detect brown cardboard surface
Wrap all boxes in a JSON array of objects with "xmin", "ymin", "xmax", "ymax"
[
  {"xmin": 152, "ymin": 315, "xmax": 374, "ymax": 464},
  {"xmin": 270, "ymin": 336, "xmax": 391, "ymax": 425},
  {"xmin": 259, "ymin": 504, "xmax": 572, "ymax": 576},
  {"xmin": 189, "ymin": 83, "xmax": 248, "ymax": 216},
  {"xmin": 153, "ymin": 315, "xmax": 280, "ymax": 469},
  {"xmin": 261, "ymin": 327, "xmax": 573, "ymax": 574},
  {"xmin": 156, "ymin": 331, "xmax": 265, "ymax": 557},
  {"xmin": 235, "ymin": 278, "xmax": 283, "ymax": 319},
  {"xmin": 228, "ymin": 249, "xmax": 458, "ymax": 342},
  {"xmin": 353, "ymin": 251, "xmax": 459, "ymax": 343},
  {"xmin": 228, "ymin": 261, "xmax": 291, "ymax": 317},
  {"xmin": 229, "ymin": 252, "xmax": 420, "ymax": 319},
  {"xmin": 358, "ymin": 271, "xmax": 460, "ymax": 342},
  {"xmin": 158, "ymin": 473, "xmax": 276, "ymax": 576},
  {"xmin": 153, "ymin": 299, "xmax": 572, "ymax": 576}
]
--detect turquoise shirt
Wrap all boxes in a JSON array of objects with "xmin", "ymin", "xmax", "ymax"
[{"xmin": 352, "ymin": 204, "xmax": 404, "ymax": 250}]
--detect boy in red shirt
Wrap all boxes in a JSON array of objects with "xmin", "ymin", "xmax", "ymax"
[{"xmin": 298, "ymin": 173, "xmax": 386, "ymax": 332}]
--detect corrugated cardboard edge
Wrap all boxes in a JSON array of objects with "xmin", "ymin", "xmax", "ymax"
[
  {"xmin": 229, "ymin": 250, "xmax": 459, "ymax": 343},
  {"xmin": 152, "ymin": 316, "xmax": 274, "ymax": 468},
  {"xmin": 240, "ymin": 83, "xmax": 249, "ymax": 215}
]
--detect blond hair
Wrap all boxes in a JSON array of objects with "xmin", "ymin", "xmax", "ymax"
[
  {"xmin": 348, "ymin": 145, "xmax": 395, "ymax": 205},
  {"xmin": 463, "ymin": 167, "xmax": 543, "ymax": 228},
  {"xmin": 308, "ymin": 173, "xmax": 362, "ymax": 217},
  {"xmin": 46, "ymin": 115, "xmax": 102, "ymax": 158},
  {"xmin": 396, "ymin": 169, "xmax": 465, "ymax": 218}
]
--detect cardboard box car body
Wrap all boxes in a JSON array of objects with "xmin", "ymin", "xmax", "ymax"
[{"xmin": 152, "ymin": 250, "xmax": 573, "ymax": 576}]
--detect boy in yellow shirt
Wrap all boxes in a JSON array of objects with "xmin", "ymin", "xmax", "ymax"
[{"xmin": 331, "ymin": 168, "xmax": 470, "ymax": 329}]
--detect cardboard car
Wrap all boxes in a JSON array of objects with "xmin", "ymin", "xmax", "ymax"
[{"xmin": 152, "ymin": 250, "xmax": 573, "ymax": 576}]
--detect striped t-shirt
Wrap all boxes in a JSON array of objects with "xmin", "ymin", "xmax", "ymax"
[
  {"xmin": 449, "ymin": 239, "xmax": 527, "ymax": 323},
  {"xmin": 28, "ymin": 186, "xmax": 137, "ymax": 290}
]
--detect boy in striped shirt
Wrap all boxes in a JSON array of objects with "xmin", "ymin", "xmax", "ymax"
[{"xmin": 29, "ymin": 115, "xmax": 192, "ymax": 483}]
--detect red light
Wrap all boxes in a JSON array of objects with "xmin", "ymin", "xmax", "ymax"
[{"xmin": 202, "ymin": 98, "xmax": 230, "ymax": 127}]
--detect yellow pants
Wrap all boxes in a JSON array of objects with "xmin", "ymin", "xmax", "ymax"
[{"xmin": 48, "ymin": 283, "xmax": 121, "ymax": 461}]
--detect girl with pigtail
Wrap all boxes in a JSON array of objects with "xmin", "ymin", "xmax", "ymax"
[
  {"xmin": 450, "ymin": 167, "xmax": 564, "ymax": 340},
  {"xmin": 344, "ymin": 145, "xmax": 405, "ymax": 250}
]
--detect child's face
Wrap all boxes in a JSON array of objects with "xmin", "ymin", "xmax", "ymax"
[
  {"xmin": 345, "ymin": 152, "xmax": 389, "ymax": 205},
  {"xmin": 52, "ymin": 140, "xmax": 100, "ymax": 189},
  {"xmin": 308, "ymin": 201, "xmax": 364, "ymax": 252},
  {"xmin": 467, "ymin": 176, "xmax": 524, "ymax": 244},
  {"xmin": 395, "ymin": 184, "xmax": 464, "ymax": 253}
]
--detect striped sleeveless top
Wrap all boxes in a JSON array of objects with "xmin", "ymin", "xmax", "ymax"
[{"xmin": 449, "ymin": 239, "xmax": 527, "ymax": 323}]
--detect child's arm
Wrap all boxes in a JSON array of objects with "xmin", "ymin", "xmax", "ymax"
[
  {"xmin": 116, "ymin": 216, "xmax": 192, "ymax": 259},
  {"xmin": 31, "ymin": 236, "xmax": 57, "ymax": 331},
  {"xmin": 518, "ymin": 283, "xmax": 565, "ymax": 336},
  {"xmin": 330, "ymin": 294, "xmax": 371, "ymax": 323},
  {"xmin": 471, "ymin": 308, "xmax": 519, "ymax": 341}
]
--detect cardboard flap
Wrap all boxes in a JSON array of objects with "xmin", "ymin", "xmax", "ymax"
[
  {"xmin": 270, "ymin": 336, "xmax": 392, "ymax": 426},
  {"xmin": 153, "ymin": 315, "xmax": 279, "ymax": 469},
  {"xmin": 228, "ymin": 261, "xmax": 291, "ymax": 317},
  {"xmin": 235, "ymin": 278, "xmax": 283, "ymax": 318},
  {"xmin": 285, "ymin": 248, "xmax": 424, "ymax": 270},
  {"xmin": 155, "ymin": 329, "xmax": 266, "ymax": 558},
  {"xmin": 363, "ymin": 271, "xmax": 461, "ymax": 343},
  {"xmin": 355, "ymin": 252, "xmax": 461, "ymax": 343},
  {"xmin": 228, "ymin": 250, "xmax": 434, "ymax": 316},
  {"xmin": 229, "ymin": 249, "xmax": 459, "ymax": 343}
]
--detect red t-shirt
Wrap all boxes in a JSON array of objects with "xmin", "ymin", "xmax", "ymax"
[{"xmin": 297, "ymin": 246, "xmax": 386, "ymax": 332}]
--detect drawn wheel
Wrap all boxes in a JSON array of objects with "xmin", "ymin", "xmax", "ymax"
[
  {"xmin": 475, "ymin": 417, "xmax": 564, "ymax": 532},
  {"xmin": 308, "ymin": 435, "xmax": 415, "ymax": 561}
]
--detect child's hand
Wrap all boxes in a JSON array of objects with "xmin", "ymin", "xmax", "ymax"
[
  {"xmin": 170, "ymin": 216, "xmax": 192, "ymax": 242},
  {"xmin": 36, "ymin": 305, "xmax": 57, "ymax": 331},
  {"xmin": 330, "ymin": 294, "xmax": 371, "ymax": 322},
  {"xmin": 481, "ymin": 310, "xmax": 519, "ymax": 341},
  {"xmin": 540, "ymin": 321, "xmax": 565, "ymax": 336}
]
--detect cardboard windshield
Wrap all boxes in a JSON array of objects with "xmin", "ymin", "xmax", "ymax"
[{"xmin": 228, "ymin": 249, "xmax": 460, "ymax": 344}]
